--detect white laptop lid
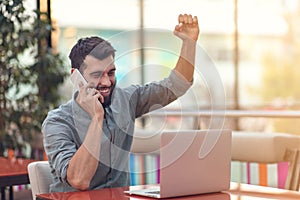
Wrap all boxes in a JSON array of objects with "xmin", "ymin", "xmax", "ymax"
[{"xmin": 125, "ymin": 129, "xmax": 232, "ymax": 198}]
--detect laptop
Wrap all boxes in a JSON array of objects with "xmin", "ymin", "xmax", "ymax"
[{"xmin": 124, "ymin": 129, "xmax": 232, "ymax": 198}]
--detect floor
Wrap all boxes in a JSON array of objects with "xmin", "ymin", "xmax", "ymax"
[
  {"xmin": 2, "ymin": 189, "xmax": 33, "ymax": 200},
  {"xmin": 15, "ymin": 189, "xmax": 33, "ymax": 200}
]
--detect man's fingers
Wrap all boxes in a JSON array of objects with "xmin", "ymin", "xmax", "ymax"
[
  {"xmin": 87, "ymin": 88, "xmax": 96, "ymax": 95},
  {"xmin": 188, "ymin": 14, "xmax": 193, "ymax": 24},
  {"xmin": 98, "ymin": 94, "xmax": 104, "ymax": 104},
  {"xmin": 178, "ymin": 14, "xmax": 184, "ymax": 23},
  {"xmin": 88, "ymin": 89, "xmax": 104, "ymax": 103},
  {"xmin": 183, "ymin": 14, "xmax": 188, "ymax": 23},
  {"xmin": 178, "ymin": 14, "xmax": 197, "ymax": 26},
  {"xmin": 193, "ymin": 16, "xmax": 198, "ymax": 25},
  {"xmin": 174, "ymin": 23, "xmax": 182, "ymax": 32},
  {"xmin": 87, "ymin": 90, "xmax": 104, "ymax": 105}
]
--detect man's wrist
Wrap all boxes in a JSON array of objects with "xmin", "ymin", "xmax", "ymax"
[{"xmin": 91, "ymin": 114, "xmax": 104, "ymax": 123}]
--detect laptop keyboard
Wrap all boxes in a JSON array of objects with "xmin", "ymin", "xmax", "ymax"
[{"xmin": 146, "ymin": 190, "xmax": 160, "ymax": 194}]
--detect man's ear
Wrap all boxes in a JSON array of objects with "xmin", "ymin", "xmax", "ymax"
[{"xmin": 71, "ymin": 68, "xmax": 75, "ymax": 74}]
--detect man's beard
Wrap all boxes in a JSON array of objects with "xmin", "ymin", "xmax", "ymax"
[{"xmin": 101, "ymin": 81, "xmax": 116, "ymax": 108}]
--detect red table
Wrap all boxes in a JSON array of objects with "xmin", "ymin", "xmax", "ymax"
[
  {"xmin": 36, "ymin": 182, "xmax": 300, "ymax": 200},
  {"xmin": 0, "ymin": 157, "xmax": 35, "ymax": 200}
]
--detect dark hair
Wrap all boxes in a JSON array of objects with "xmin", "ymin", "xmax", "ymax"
[{"xmin": 69, "ymin": 36, "xmax": 116, "ymax": 70}]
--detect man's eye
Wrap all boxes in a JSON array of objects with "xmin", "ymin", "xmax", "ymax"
[
  {"xmin": 108, "ymin": 71, "xmax": 115, "ymax": 76},
  {"xmin": 92, "ymin": 73, "xmax": 102, "ymax": 78}
]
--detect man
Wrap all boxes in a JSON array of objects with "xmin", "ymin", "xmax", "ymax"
[{"xmin": 42, "ymin": 14, "xmax": 199, "ymax": 192}]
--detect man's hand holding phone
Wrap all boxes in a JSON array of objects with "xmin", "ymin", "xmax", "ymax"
[{"xmin": 70, "ymin": 69, "xmax": 104, "ymax": 118}]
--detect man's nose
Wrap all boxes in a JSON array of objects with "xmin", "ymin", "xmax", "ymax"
[{"xmin": 98, "ymin": 74, "xmax": 110, "ymax": 86}]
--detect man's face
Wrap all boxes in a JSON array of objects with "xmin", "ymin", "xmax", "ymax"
[{"xmin": 81, "ymin": 55, "xmax": 116, "ymax": 107}]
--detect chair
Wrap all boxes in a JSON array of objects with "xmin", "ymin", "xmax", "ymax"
[
  {"xmin": 27, "ymin": 161, "xmax": 53, "ymax": 200},
  {"xmin": 131, "ymin": 129, "xmax": 160, "ymax": 154},
  {"xmin": 231, "ymin": 131, "xmax": 300, "ymax": 191}
]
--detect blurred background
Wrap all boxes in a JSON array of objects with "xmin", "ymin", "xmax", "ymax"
[
  {"xmin": 1, "ymin": 1, "xmax": 300, "ymax": 196},
  {"xmin": 51, "ymin": 0, "xmax": 300, "ymax": 135}
]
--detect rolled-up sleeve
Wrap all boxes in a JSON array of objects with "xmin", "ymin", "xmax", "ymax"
[
  {"xmin": 42, "ymin": 116, "xmax": 76, "ymax": 185},
  {"xmin": 162, "ymin": 69, "xmax": 193, "ymax": 98}
]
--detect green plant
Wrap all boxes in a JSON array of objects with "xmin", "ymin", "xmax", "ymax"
[{"xmin": 0, "ymin": 0, "xmax": 67, "ymax": 155}]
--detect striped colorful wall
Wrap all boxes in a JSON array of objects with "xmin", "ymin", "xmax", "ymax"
[
  {"xmin": 129, "ymin": 153, "xmax": 289, "ymax": 188},
  {"xmin": 130, "ymin": 154, "xmax": 160, "ymax": 185},
  {"xmin": 231, "ymin": 161, "xmax": 289, "ymax": 189}
]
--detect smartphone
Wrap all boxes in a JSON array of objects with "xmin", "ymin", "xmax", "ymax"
[{"xmin": 70, "ymin": 69, "xmax": 87, "ymax": 91}]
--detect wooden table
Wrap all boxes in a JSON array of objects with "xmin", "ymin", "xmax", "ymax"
[
  {"xmin": 36, "ymin": 182, "xmax": 300, "ymax": 200},
  {"xmin": 0, "ymin": 157, "xmax": 35, "ymax": 200}
]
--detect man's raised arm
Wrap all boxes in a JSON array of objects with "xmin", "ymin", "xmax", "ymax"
[{"xmin": 173, "ymin": 14, "xmax": 200, "ymax": 82}]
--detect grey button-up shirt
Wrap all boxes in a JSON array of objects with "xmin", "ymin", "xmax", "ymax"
[{"xmin": 42, "ymin": 70, "xmax": 192, "ymax": 192}]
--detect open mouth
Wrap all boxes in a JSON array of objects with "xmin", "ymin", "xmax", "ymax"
[{"xmin": 97, "ymin": 87, "xmax": 110, "ymax": 96}]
